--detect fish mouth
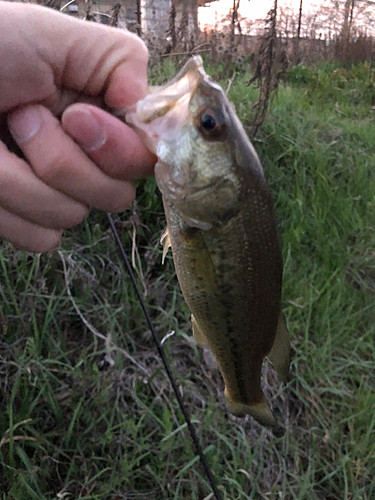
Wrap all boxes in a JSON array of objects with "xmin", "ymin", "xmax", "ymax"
[
  {"xmin": 125, "ymin": 56, "xmax": 222, "ymax": 154},
  {"xmin": 129, "ymin": 56, "xmax": 207, "ymax": 122}
]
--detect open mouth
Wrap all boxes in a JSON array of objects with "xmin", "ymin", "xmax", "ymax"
[{"xmin": 125, "ymin": 57, "xmax": 209, "ymax": 151}]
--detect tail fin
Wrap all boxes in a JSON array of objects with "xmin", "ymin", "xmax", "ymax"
[{"xmin": 225, "ymin": 390, "xmax": 284, "ymax": 437}]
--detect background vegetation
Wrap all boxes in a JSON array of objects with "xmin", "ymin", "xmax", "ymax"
[{"xmin": 1, "ymin": 54, "xmax": 374, "ymax": 499}]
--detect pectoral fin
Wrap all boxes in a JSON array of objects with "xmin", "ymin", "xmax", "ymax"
[
  {"xmin": 266, "ymin": 311, "xmax": 290, "ymax": 384},
  {"xmin": 160, "ymin": 227, "xmax": 171, "ymax": 264}
]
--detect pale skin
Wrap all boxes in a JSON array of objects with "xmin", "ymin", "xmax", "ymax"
[{"xmin": 0, "ymin": 3, "xmax": 155, "ymax": 253}]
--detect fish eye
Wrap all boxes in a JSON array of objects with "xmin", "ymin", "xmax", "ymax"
[
  {"xmin": 196, "ymin": 107, "xmax": 226, "ymax": 141},
  {"xmin": 201, "ymin": 113, "xmax": 217, "ymax": 131}
]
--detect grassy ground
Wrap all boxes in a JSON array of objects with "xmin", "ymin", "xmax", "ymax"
[{"xmin": 1, "ymin": 61, "xmax": 375, "ymax": 499}]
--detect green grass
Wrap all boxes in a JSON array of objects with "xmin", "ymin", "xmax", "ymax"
[{"xmin": 1, "ymin": 61, "xmax": 375, "ymax": 499}]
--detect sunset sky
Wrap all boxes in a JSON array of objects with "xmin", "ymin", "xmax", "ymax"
[
  {"xmin": 198, "ymin": 0, "xmax": 321, "ymax": 28},
  {"xmin": 197, "ymin": 0, "xmax": 375, "ymax": 36}
]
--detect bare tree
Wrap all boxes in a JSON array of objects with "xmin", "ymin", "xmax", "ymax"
[
  {"xmin": 248, "ymin": 0, "xmax": 279, "ymax": 138},
  {"xmin": 168, "ymin": 0, "xmax": 177, "ymax": 49},
  {"xmin": 231, "ymin": 0, "xmax": 241, "ymax": 37},
  {"xmin": 341, "ymin": 0, "xmax": 353, "ymax": 56},
  {"xmin": 297, "ymin": 0, "xmax": 303, "ymax": 39},
  {"xmin": 135, "ymin": 0, "xmax": 142, "ymax": 36}
]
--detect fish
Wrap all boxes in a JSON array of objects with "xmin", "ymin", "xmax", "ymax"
[{"xmin": 126, "ymin": 56, "xmax": 290, "ymax": 436}]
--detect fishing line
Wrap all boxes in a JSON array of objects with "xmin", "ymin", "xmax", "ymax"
[{"xmin": 107, "ymin": 213, "xmax": 223, "ymax": 500}]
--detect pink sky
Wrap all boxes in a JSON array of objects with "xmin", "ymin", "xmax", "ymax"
[
  {"xmin": 198, "ymin": 0, "xmax": 375, "ymax": 37},
  {"xmin": 198, "ymin": 0, "xmax": 320, "ymax": 28}
]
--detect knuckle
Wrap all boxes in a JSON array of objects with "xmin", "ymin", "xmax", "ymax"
[
  {"xmin": 117, "ymin": 31, "xmax": 148, "ymax": 64},
  {"xmin": 36, "ymin": 151, "xmax": 71, "ymax": 186},
  {"xmin": 133, "ymin": 39, "xmax": 149, "ymax": 64}
]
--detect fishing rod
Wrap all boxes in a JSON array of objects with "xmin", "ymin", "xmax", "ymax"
[{"xmin": 107, "ymin": 213, "xmax": 223, "ymax": 500}]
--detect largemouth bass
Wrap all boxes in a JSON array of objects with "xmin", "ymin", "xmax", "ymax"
[{"xmin": 126, "ymin": 56, "xmax": 290, "ymax": 436}]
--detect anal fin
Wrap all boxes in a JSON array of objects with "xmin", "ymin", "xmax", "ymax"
[
  {"xmin": 192, "ymin": 314, "xmax": 207, "ymax": 346},
  {"xmin": 266, "ymin": 311, "xmax": 290, "ymax": 384},
  {"xmin": 192, "ymin": 315, "xmax": 218, "ymax": 370}
]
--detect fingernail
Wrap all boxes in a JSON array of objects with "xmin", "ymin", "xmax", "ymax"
[
  {"xmin": 8, "ymin": 106, "xmax": 41, "ymax": 144},
  {"xmin": 63, "ymin": 108, "xmax": 106, "ymax": 153}
]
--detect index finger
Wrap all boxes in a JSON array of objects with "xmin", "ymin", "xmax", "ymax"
[{"xmin": 62, "ymin": 104, "xmax": 156, "ymax": 180}]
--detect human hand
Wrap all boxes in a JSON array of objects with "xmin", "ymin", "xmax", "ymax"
[{"xmin": 1, "ymin": 3, "xmax": 155, "ymax": 252}]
